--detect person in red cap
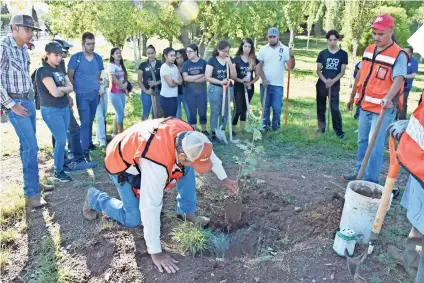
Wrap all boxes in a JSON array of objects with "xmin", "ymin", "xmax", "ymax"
[
  {"xmin": 82, "ymin": 117, "xmax": 239, "ymax": 273},
  {"xmin": 343, "ymin": 14, "xmax": 408, "ymax": 184}
]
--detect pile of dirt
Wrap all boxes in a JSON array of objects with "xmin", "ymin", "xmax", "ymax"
[{"xmin": 353, "ymin": 186, "xmax": 382, "ymax": 199}]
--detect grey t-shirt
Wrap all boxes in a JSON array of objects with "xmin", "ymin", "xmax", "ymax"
[
  {"xmin": 36, "ymin": 64, "xmax": 69, "ymax": 108},
  {"xmin": 182, "ymin": 58, "xmax": 207, "ymax": 94}
]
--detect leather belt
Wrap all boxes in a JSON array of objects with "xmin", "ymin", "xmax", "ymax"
[{"xmin": 9, "ymin": 90, "xmax": 35, "ymax": 99}]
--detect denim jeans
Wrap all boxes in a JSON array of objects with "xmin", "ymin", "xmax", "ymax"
[
  {"xmin": 140, "ymin": 91, "xmax": 152, "ymax": 120},
  {"xmin": 207, "ymin": 84, "xmax": 233, "ymax": 133},
  {"xmin": 260, "ymin": 84, "xmax": 284, "ymax": 130},
  {"xmin": 159, "ymin": 95, "xmax": 178, "ymax": 117},
  {"xmin": 76, "ymin": 92, "xmax": 98, "ymax": 152},
  {"xmin": 68, "ymin": 108, "xmax": 84, "ymax": 161},
  {"xmin": 95, "ymin": 93, "xmax": 108, "ymax": 146},
  {"xmin": 88, "ymin": 165, "xmax": 196, "ymax": 227},
  {"xmin": 110, "ymin": 92, "xmax": 126, "ymax": 123},
  {"xmin": 185, "ymin": 89, "xmax": 207, "ymax": 126},
  {"xmin": 41, "ymin": 106, "xmax": 70, "ymax": 174},
  {"xmin": 354, "ymin": 107, "xmax": 397, "ymax": 183},
  {"xmin": 176, "ymin": 92, "xmax": 191, "ymax": 122},
  {"xmin": 6, "ymin": 98, "xmax": 39, "ymax": 198}
]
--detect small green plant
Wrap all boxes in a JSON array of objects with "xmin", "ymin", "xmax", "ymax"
[
  {"xmin": 0, "ymin": 229, "xmax": 17, "ymax": 247},
  {"xmin": 0, "ymin": 186, "xmax": 25, "ymax": 226},
  {"xmin": 170, "ymin": 221, "xmax": 212, "ymax": 256},
  {"xmin": 209, "ymin": 232, "xmax": 230, "ymax": 258},
  {"xmin": 0, "ymin": 248, "xmax": 10, "ymax": 269}
]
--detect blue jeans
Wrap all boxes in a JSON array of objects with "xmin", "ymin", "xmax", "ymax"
[
  {"xmin": 354, "ymin": 107, "xmax": 397, "ymax": 183},
  {"xmin": 87, "ymin": 165, "xmax": 197, "ymax": 227},
  {"xmin": 260, "ymin": 84, "xmax": 284, "ymax": 130},
  {"xmin": 207, "ymin": 84, "xmax": 233, "ymax": 133},
  {"xmin": 6, "ymin": 98, "xmax": 39, "ymax": 198},
  {"xmin": 159, "ymin": 95, "xmax": 178, "ymax": 117},
  {"xmin": 176, "ymin": 92, "xmax": 191, "ymax": 122},
  {"xmin": 68, "ymin": 109, "xmax": 84, "ymax": 161},
  {"xmin": 110, "ymin": 92, "xmax": 126, "ymax": 123},
  {"xmin": 76, "ymin": 92, "xmax": 98, "ymax": 152},
  {"xmin": 41, "ymin": 106, "xmax": 70, "ymax": 174},
  {"xmin": 140, "ymin": 91, "xmax": 152, "ymax": 120},
  {"xmin": 185, "ymin": 89, "xmax": 207, "ymax": 126},
  {"xmin": 95, "ymin": 93, "xmax": 108, "ymax": 146}
]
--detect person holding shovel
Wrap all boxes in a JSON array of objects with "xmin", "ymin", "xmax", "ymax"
[
  {"xmin": 315, "ymin": 30, "xmax": 347, "ymax": 139},
  {"xmin": 257, "ymin": 27, "xmax": 295, "ymax": 132},
  {"xmin": 343, "ymin": 14, "xmax": 407, "ymax": 184},
  {"xmin": 82, "ymin": 117, "xmax": 239, "ymax": 273},
  {"xmin": 386, "ymin": 92, "xmax": 424, "ymax": 283}
]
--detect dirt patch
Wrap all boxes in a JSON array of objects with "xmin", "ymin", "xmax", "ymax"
[
  {"xmin": 350, "ymin": 182, "xmax": 383, "ymax": 199},
  {"xmin": 224, "ymin": 196, "xmax": 242, "ymax": 225},
  {"xmin": 226, "ymin": 225, "xmax": 259, "ymax": 259},
  {"xmin": 84, "ymin": 237, "xmax": 116, "ymax": 276}
]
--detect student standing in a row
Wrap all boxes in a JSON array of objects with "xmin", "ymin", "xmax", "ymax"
[
  {"xmin": 138, "ymin": 45, "xmax": 162, "ymax": 120},
  {"xmin": 159, "ymin": 48, "xmax": 183, "ymax": 117},
  {"xmin": 182, "ymin": 44, "xmax": 209, "ymax": 135},
  {"xmin": 68, "ymin": 32, "xmax": 104, "ymax": 157},
  {"xmin": 205, "ymin": 40, "xmax": 237, "ymax": 141},
  {"xmin": 232, "ymin": 38, "xmax": 260, "ymax": 133},
  {"xmin": 175, "ymin": 49, "xmax": 190, "ymax": 121}
]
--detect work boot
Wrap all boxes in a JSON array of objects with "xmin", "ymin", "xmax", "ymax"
[
  {"xmin": 83, "ymin": 190, "xmax": 97, "ymax": 220},
  {"xmin": 28, "ymin": 195, "xmax": 47, "ymax": 208},
  {"xmin": 341, "ymin": 173, "xmax": 357, "ymax": 182},
  {"xmin": 39, "ymin": 183, "xmax": 55, "ymax": 192}
]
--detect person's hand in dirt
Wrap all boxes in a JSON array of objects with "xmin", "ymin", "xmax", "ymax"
[
  {"xmin": 221, "ymin": 178, "xmax": 239, "ymax": 195},
  {"xmin": 151, "ymin": 252, "xmax": 179, "ymax": 273}
]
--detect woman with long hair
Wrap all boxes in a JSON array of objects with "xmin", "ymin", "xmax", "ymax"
[
  {"xmin": 232, "ymin": 38, "xmax": 260, "ymax": 132},
  {"xmin": 159, "ymin": 47, "xmax": 182, "ymax": 117},
  {"xmin": 137, "ymin": 45, "xmax": 162, "ymax": 120},
  {"xmin": 36, "ymin": 42, "xmax": 74, "ymax": 182},
  {"xmin": 205, "ymin": 40, "xmax": 237, "ymax": 141},
  {"xmin": 175, "ymin": 49, "xmax": 190, "ymax": 122},
  {"xmin": 108, "ymin": 47, "xmax": 128, "ymax": 135},
  {"xmin": 182, "ymin": 43, "xmax": 208, "ymax": 135}
]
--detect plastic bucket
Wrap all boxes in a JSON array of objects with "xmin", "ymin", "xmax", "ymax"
[{"xmin": 339, "ymin": 180, "xmax": 392, "ymax": 244}]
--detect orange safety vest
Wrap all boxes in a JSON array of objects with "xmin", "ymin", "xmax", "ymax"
[
  {"xmin": 397, "ymin": 91, "xmax": 424, "ymax": 186},
  {"xmin": 104, "ymin": 118, "xmax": 194, "ymax": 196},
  {"xmin": 355, "ymin": 43, "xmax": 407, "ymax": 114}
]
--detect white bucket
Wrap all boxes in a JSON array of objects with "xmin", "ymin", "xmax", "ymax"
[{"xmin": 339, "ymin": 180, "xmax": 392, "ymax": 244}]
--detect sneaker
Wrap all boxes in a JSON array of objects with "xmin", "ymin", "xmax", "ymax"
[
  {"xmin": 201, "ymin": 130, "xmax": 210, "ymax": 137},
  {"xmin": 211, "ymin": 132, "xmax": 218, "ymax": 142},
  {"xmin": 54, "ymin": 171, "xmax": 72, "ymax": 183},
  {"xmin": 63, "ymin": 164, "xmax": 72, "ymax": 173},
  {"xmin": 338, "ymin": 134, "xmax": 345, "ymax": 140},
  {"xmin": 341, "ymin": 173, "xmax": 357, "ymax": 182},
  {"xmin": 74, "ymin": 160, "xmax": 97, "ymax": 170},
  {"xmin": 39, "ymin": 183, "xmax": 55, "ymax": 192},
  {"xmin": 82, "ymin": 152, "xmax": 91, "ymax": 162},
  {"xmin": 28, "ymin": 195, "xmax": 47, "ymax": 208},
  {"xmin": 262, "ymin": 126, "xmax": 270, "ymax": 133},
  {"xmin": 83, "ymin": 189, "xmax": 97, "ymax": 220}
]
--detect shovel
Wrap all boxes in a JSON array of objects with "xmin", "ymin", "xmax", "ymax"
[
  {"xmin": 284, "ymin": 59, "xmax": 291, "ymax": 129},
  {"xmin": 244, "ymin": 83, "xmax": 252, "ymax": 118},
  {"xmin": 215, "ymin": 83, "xmax": 228, "ymax": 144},
  {"xmin": 345, "ymin": 136, "xmax": 400, "ymax": 282},
  {"xmin": 228, "ymin": 81, "xmax": 239, "ymax": 144},
  {"xmin": 327, "ymin": 86, "xmax": 331, "ymax": 131},
  {"xmin": 261, "ymin": 85, "xmax": 268, "ymax": 130}
]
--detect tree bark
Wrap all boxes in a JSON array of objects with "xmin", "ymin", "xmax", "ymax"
[
  {"xmin": 349, "ymin": 39, "xmax": 358, "ymax": 88},
  {"xmin": 289, "ymin": 28, "xmax": 295, "ymax": 48},
  {"xmin": 178, "ymin": 25, "xmax": 190, "ymax": 47},
  {"xmin": 168, "ymin": 35, "xmax": 173, "ymax": 48},
  {"xmin": 307, "ymin": 29, "xmax": 311, "ymax": 50},
  {"xmin": 142, "ymin": 34, "xmax": 147, "ymax": 57}
]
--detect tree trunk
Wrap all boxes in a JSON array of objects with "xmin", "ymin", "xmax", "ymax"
[
  {"xmin": 289, "ymin": 28, "xmax": 294, "ymax": 48},
  {"xmin": 307, "ymin": 29, "xmax": 311, "ymax": 50},
  {"xmin": 132, "ymin": 36, "xmax": 137, "ymax": 62},
  {"xmin": 142, "ymin": 35, "xmax": 147, "ymax": 57},
  {"xmin": 178, "ymin": 25, "xmax": 190, "ymax": 47},
  {"xmin": 349, "ymin": 39, "xmax": 358, "ymax": 88},
  {"xmin": 168, "ymin": 36, "xmax": 173, "ymax": 48},
  {"xmin": 254, "ymin": 37, "xmax": 257, "ymax": 48}
]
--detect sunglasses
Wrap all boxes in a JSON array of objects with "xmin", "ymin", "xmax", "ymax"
[{"xmin": 268, "ymin": 36, "xmax": 277, "ymax": 39}]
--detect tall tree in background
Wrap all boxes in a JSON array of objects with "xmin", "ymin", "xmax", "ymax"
[
  {"xmin": 1, "ymin": 3, "xmax": 11, "ymax": 31},
  {"xmin": 283, "ymin": 0, "xmax": 306, "ymax": 48},
  {"xmin": 305, "ymin": 0, "xmax": 321, "ymax": 49},
  {"xmin": 324, "ymin": 0, "xmax": 344, "ymax": 32}
]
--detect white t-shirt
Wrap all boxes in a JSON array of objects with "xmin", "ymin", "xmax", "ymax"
[
  {"xmin": 108, "ymin": 62, "xmax": 126, "ymax": 93},
  {"xmin": 257, "ymin": 42, "xmax": 290, "ymax": 87},
  {"xmin": 160, "ymin": 63, "xmax": 180, "ymax": 98}
]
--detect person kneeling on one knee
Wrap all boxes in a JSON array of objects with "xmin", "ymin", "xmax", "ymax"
[{"xmin": 83, "ymin": 117, "xmax": 239, "ymax": 273}]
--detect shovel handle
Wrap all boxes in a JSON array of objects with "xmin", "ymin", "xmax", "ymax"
[
  {"xmin": 327, "ymin": 87, "xmax": 331, "ymax": 130},
  {"xmin": 371, "ymin": 137, "xmax": 400, "ymax": 236},
  {"xmin": 244, "ymin": 84, "xmax": 251, "ymax": 116},
  {"xmin": 357, "ymin": 108, "xmax": 388, "ymax": 180},
  {"xmin": 284, "ymin": 65, "xmax": 291, "ymax": 129}
]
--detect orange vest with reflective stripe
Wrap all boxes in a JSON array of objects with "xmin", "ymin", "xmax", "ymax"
[
  {"xmin": 355, "ymin": 43, "xmax": 406, "ymax": 114},
  {"xmin": 397, "ymin": 92, "xmax": 424, "ymax": 186},
  {"xmin": 104, "ymin": 118, "xmax": 193, "ymax": 191}
]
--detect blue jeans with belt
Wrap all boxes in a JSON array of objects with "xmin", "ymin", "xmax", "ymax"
[
  {"xmin": 87, "ymin": 165, "xmax": 197, "ymax": 227},
  {"xmin": 260, "ymin": 84, "xmax": 284, "ymax": 130},
  {"xmin": 76, "ymin": 92, "xmax": 98, "ymax": 153},
  {"xmin": 6, "ymin": 98, "xmax": 40, "ymax": 198},
  {"xmin": 41, "ymin": 106, "xmax": 70, "ymax": 174}
]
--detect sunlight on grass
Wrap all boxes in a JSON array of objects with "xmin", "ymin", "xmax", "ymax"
[
  {"xmin": 0, "ymin": 229, "xmax": 18, "ymax": 247},
  {"xmin": 0, "ymin": 248, "xmax": 10, "ymax": 269},
  {"xmin": 0, "ymin": 185, "xmax": 25, "ymax": 226}
]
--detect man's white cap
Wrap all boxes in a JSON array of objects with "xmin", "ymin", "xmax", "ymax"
[{"xmin": 182, "ymin": 131, "xmax": 213, "ymax": 173}]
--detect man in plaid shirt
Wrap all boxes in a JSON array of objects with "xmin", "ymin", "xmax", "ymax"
[{"xmin": 1, "ymin": 15, "xmax": 54, "ymax": 207}]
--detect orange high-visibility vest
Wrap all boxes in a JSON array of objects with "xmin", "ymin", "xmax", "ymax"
[
  {"xmin": 355, "ymin": 43, "xmax": 407, "ymax": 114},
  {"xmin": 397, "ymin": 91, "xmax": 424, "ymax": 186},
  {"xmin": 104, "ymin": 118, "xmax": 194, "ymax": 193}
]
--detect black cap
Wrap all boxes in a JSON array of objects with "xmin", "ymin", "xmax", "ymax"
[
  {"xmin": 45, "ymin": 42, "xmax": 64, "ymax": 54},
  {"xmin": 53, "ymin": 39, "xmax": 73, "ymax": 50},
  {"xmin": 11, "ymin": 14, "xmax": 42, "ymax": 31}
]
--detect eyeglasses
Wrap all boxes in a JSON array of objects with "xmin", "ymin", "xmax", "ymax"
[{"xmin": 268, "ymin": 36, "xmax": 277, "ymax": 39}]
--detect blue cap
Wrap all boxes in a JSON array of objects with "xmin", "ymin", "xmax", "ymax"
[
  {"xmin": 45, "ymin": 41, "xmax": 63, "ymax": 54},
  {"xmin": 268, "ymin": 27, "xmax": 279, "ymax": 37}
]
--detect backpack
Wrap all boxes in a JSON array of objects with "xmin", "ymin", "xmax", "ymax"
[
  {"xmin": 72, "ymin": 52, "xmax": 103, "ymax": 80},
  {"xmin": 31, "ymin": 66, "xmax": 42, "ymax": 110}
]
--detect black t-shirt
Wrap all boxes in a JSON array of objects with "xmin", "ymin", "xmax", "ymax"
[
  {"xmin": 36, "ymin": 63, "xmax": 69, "ymax": 108},
  {"xmin": 59, "ymin": 59, "xmax": 66, "ymax": 74},
  {"xmin": 182, "ymin": 58, "xmax": 207, "ymax": 94},
  {"xmin": 316, "ymin": 49, "xmax": 348, "ymax": 83},
  {"xmin": 138, "ymin": 60, "xmax": 162, "ymax": 91},
  {"xmin": 234, "ymin": 56, "xmax": 259, "ymax": 91},
  {"xmin": 207, "ymin": 56, "xmax": 234, "ymax": 86}
]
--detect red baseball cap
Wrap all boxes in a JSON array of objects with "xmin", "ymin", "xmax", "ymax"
[{"xmin": 371, "ymin": 14, "xmax": 394, "ymax": 31}]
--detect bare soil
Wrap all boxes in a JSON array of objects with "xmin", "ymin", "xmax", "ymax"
[{"xmin": 0, "ymin": 119, "xmax": 413, "ymax": 283}]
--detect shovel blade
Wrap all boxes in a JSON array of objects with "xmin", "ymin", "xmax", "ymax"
[
  {"xmin": 345, "ymin": 249, "xmax": 368, "ymax": 279},
  {"xmin": 215, "ymin": 128, "xmax": 228, "ymax": 144}
]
